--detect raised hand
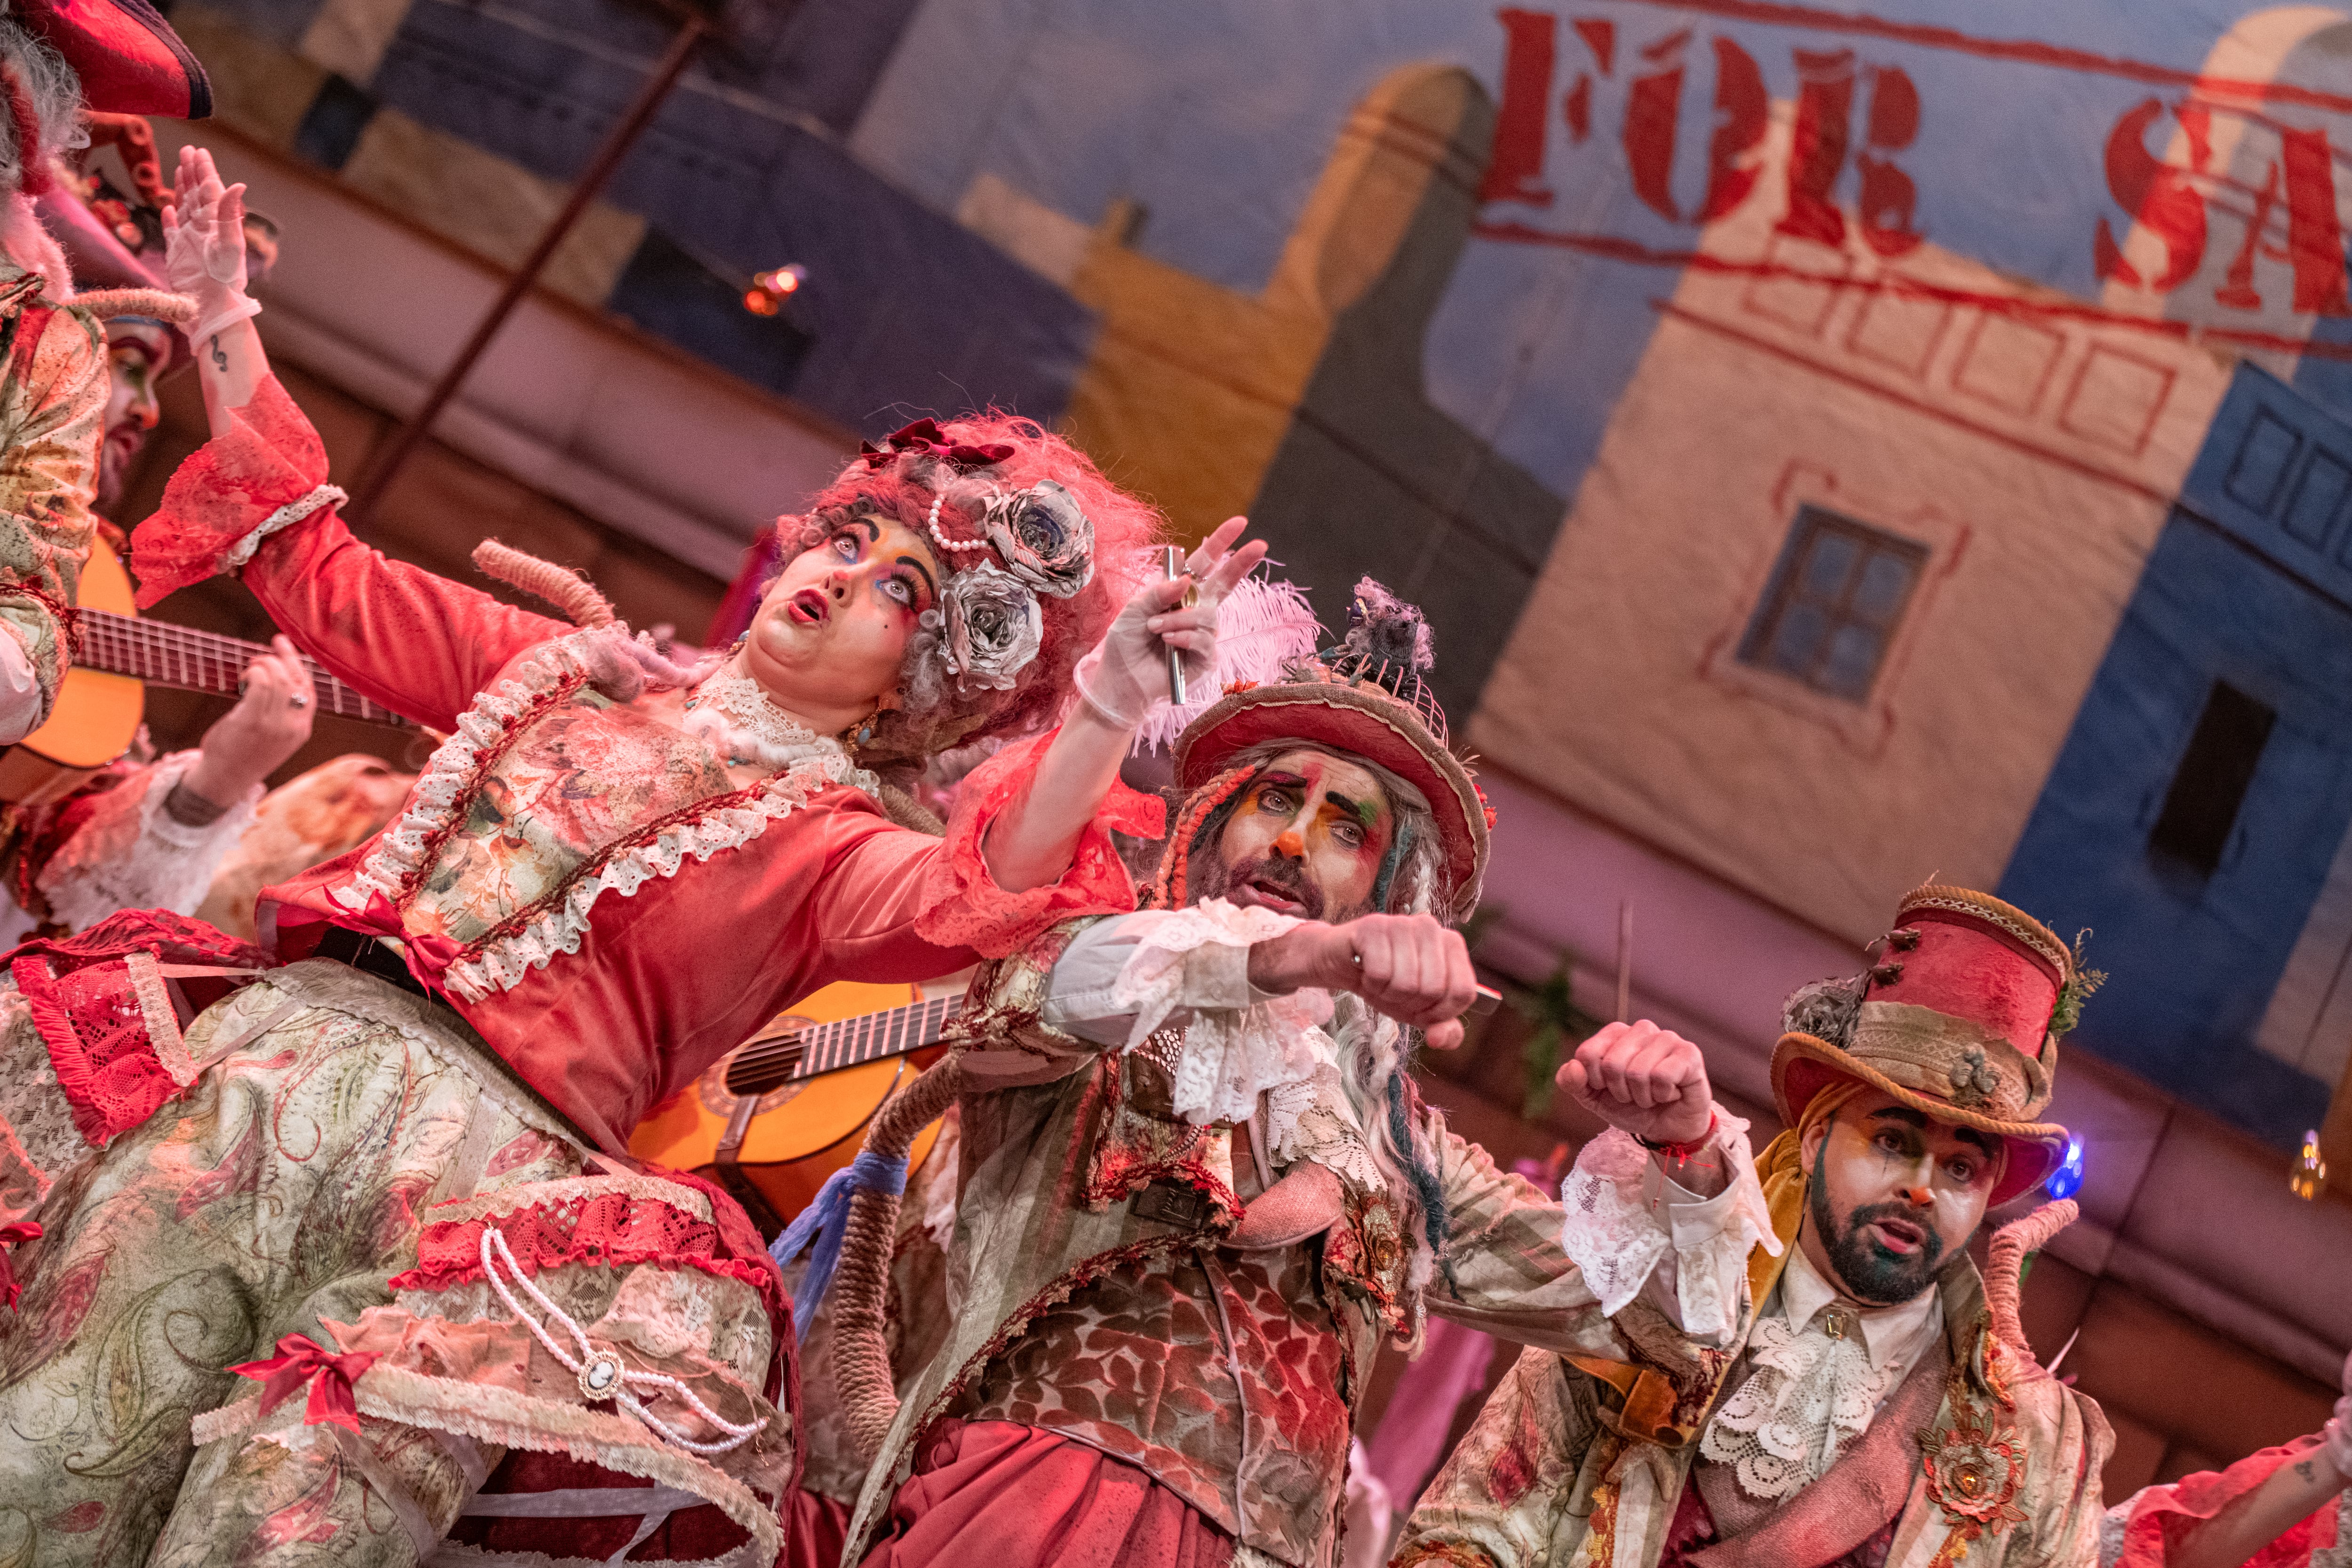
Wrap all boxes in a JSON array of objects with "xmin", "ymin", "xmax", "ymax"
[
  {"xmin": 1557, "ymin": 1020, "xmax": 1715, "ymax": 1146},
  {"xmin": 160, "ymin": 145, "xmax": 255, "ymax": 340},
  {"xmin": 1073, "ymin": 516, "xmax": 1269, "ymax": 727}
]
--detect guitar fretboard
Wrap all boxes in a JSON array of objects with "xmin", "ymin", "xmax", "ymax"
[
  {"xmin": 729, "ymin": 994, "xmax": 960, "ymax": 1090},
  {"xmin": 79, "ymin": 610, "xmax": 411, "ymax": 727}
]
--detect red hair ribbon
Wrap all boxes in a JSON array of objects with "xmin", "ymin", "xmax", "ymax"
[
  {"xmin": 229, "ymin": 1333, "xmax": 380, "ymax": 1436},
  {"xmin": 858, "ymin": 418, "xmax": 1013, "ymax": 473},
  {"xmin": 0, "ymin": 1220, "xmax": 39, "ymax": 1309}
]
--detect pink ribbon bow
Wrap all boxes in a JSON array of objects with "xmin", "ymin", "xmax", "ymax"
[
  {"xmin": 0, "ymin": 1220, "xmax": 40, "ymax": 1310},
  {"xmin": 229, "ymin": 1333, "xmax": 380, "ymax": 1436},
  {"xmin": 858, "ymin": 418, "xmax": 1013, "ymax": 473},
  {"xmin": 341, "ymin": 892, "xmax": 468, "ymax": 996}
]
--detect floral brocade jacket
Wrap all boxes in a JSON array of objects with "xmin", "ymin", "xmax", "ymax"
[
  {"xmin": 0, "ymin": 264, "xmax": 105, "ymax": 730},
  {"xmin": 841, "ymin": 917, "xmax": 1645, "ymax": 1568},
  {"xmin": 1392, "ymin": 1151, "xmax": 2114, "ymax": 1568}
]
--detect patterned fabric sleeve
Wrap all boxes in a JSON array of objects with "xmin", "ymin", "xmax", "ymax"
[
  {"xmin": 0, "ymin": 301, "xmax": 105, "ymax": 729},
  {"xmin": 1391, "ymin": 1343, "xmax": 1599, "ymax": 1568},
  {"xmin": 131, "ymin": 374, "xmax": 568, "ymax": 728},
  {"xmin": 1426, "ymin": 1127, "xmax": 1637, "ymax": 1357},
  {"xmin": 33, "ymin": 752, "xmax": 261, "ymax": 932}
]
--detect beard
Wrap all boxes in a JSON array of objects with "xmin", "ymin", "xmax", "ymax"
[
  {"xmin": 97, "ymin": 425, "xmax": 145, "ymax": 515},
  {"xmin": 1808, "ymin": 1165, "xmax": 1947, "ymax": 1305}
]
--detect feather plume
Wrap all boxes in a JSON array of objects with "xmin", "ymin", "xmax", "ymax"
[{"xmin": 1132, "ymin": 570, "xmax": 1324, "ymax": 753}]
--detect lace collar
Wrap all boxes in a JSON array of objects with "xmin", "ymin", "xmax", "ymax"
[{"xmin": 682, "ymin": 668, "xmax": 877, "ymax": 791}]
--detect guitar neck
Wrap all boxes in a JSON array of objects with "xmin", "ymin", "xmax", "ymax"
[
  {"xmin": 789, "ymin": 994, "xmax": 961, "ymax": 1079},
  {"xmin": 78, "ymin": 610, "xmax": 412, "ymax": 728}
]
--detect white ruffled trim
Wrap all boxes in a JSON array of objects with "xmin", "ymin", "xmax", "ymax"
[
  {"xmin": 38, "ymin": 750, "xmax": 261, "ymax": 932},
  {"xmin": 222, "ymin": 483, "xmax": 347, "ymax": 573},
  {"xmin": 1103, "ymin": 897, "xmax": 1335, "ymax": 1125},
  {"xmin": 1557, "ymin": 1115, "xmax": 1780, "ymax": 1340},
  {"xmin": 330, "ymin": 630, "xmax": 875, "ymax": 1003},
  {"xmin": 1699, "ymin": 1310, "xmax": 1905, "ymax": 1498}
]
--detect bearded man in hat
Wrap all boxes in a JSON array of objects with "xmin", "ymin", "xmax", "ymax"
[
  {"xmin": 1392, "ymin": 885, "xmax": 2116, "ymax": 1568},
  {"xmin": 819, "ymin": 581, "xmax": 1792, "ymax": 1568},
  {"xmin": 0, "ymin": 0, "xmax": 208, "ymax": 743}
]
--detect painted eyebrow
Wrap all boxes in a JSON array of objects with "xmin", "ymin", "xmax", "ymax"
[
  {"xmin": 1868, "ymin": 1104, "xmax": 1997, "ymax": 1159},
  {"xmin": 1950, "ymin": 1126, "xmax": 1999, "ymax": 1159},
  {"xmin": 1255, "ymin": 772, "xmax": 1310, "ymax": 789},
  {"xmin": 843, "ymin": 516, "xmax": 881, "ymax": 542},
  {"xmin": 1322, "ymin": 791, "xmax": 1379, "ymax": 826},
  {"xmin": 896, "ymin": 554, "xmax": 936, "ymax": 599}
]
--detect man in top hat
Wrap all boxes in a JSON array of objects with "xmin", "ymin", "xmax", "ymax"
[
  {"xmin": 1392, "ymin": 885, "xmax": 2115, "ymax": 1568},
  {"xmin": 826, "ymin": 581, "xmax": 1792, "ymax": 1568},
  {"xmin": 0, "ymin": 0, "xmax": 208, "ymax": 744}
]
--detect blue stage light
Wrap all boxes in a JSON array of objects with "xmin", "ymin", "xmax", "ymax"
[{"xmin": 2045, "ymin": 1133, "xmax": 2085, "ymax": 1202}]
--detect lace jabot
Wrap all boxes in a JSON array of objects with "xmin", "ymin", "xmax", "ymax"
[
  {"xmin": 1700, "ymin": 1307, "xmax": 1905, "ymax": 1498},
  {"xmin": 1101, "ymin": 898, "xmax": 1335, "ymax": 1127}
]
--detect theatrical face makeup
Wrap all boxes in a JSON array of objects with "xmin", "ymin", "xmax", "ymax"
[
  {"xmin": 1798, "ymin": 1088, "xmax": 1999, "ymax": 1306},
  {"xmin": 97, "ymin": 328, "xmax": 167, "ymax": 513},
  {"xmin": 743, "ymin": 513, "xmax": 940, "ymax": 729},
  {"xmin": 1213, "ymin": 748, "xmax": 1394, "ymax": 923}
]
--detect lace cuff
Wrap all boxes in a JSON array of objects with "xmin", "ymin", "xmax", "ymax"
[
  {"xmin": 128, "ymin": 374, "xmax": 334, "ymax": 608},
  {"xmin": 37, "ymin": 752, "xmax": 262, "ymax": 932},
  {"xmin": 1096, "ymin": 897, "xmax": 1335, "ymax": 1124},
  {"xmin": 1557, "ymin": 1114, "xmax": 1780, "ymax": 1340},
  {"xmin": 911, "ymin": 727, "xmax": 1168, "ymax": 959}
]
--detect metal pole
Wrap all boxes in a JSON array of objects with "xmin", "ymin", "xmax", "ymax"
[{"xmin": 346, "ymin": 12, "xmax": 708, "ymax": 522}]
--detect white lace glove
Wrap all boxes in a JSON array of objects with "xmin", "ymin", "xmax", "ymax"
[
  {"xmin": 161, "ymin": 145, "xmax": 259, "ymax": 346},
  {"xmin": 1071, "ymin": 516, "xmax": 1264, "ymax": 728}
]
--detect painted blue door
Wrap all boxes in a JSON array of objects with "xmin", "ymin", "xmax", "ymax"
[{"xmin": 1999, "ymin": 365, "xmax": 2352, "ymax": 1147}]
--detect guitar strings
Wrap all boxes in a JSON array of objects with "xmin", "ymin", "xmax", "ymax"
[
  {"xmin": 79, "ymin": 610, "xmax": 402, "ymax": 722},
  {"xmin": 729, "ymin": 995, "xmax": 959, "ymax": 1081}
]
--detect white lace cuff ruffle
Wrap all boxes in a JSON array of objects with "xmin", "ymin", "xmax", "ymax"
[
  {"xmin": 37, "ymin": 751, "xmax": 261, "ymax": 932},
  {"xmin": 1557, "ymin": 1114, "xmax": 1780, "ymax": 1340},
  {"xmin": 1100, "ymin": 897, "xmax": 1335, "ymax": 1125}
]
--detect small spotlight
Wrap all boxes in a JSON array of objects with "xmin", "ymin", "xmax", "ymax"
[
  {"xmin": 743, "ymin": 263, "xmax": 809, "ymax": 315},
  {"xmin": 741, "ymin": 288, "xmax": 781, "ymax": 317},
  {"xmin": 2044, "ymin": 1133, "xmax": 2085, "ymax": 1202},
  {"xmin": 2292, "ymin": 1129, "xmax": 2328, "ymax": 1202}
]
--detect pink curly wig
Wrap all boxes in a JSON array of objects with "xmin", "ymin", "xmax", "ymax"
[{"xmin": 777, "ymin": 413, "xmax": 1163, "ymax": 766}]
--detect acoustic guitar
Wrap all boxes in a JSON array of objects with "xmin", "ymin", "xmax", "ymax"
[
  {"xmin": 628, "ymin": 979, "xmax": 960, "ymax": 1237},
  {"xmin": 0, "ymin": 536, "xmax": 411, "ymax": 805}
]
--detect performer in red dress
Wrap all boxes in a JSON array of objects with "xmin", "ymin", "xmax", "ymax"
[{"xmin": 0, "ymin": 148, "xmax": 1262, "ymax": 1568}]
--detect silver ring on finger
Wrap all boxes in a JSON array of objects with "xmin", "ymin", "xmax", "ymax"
[{"xmin": 288, "ymin": 692, "xmax": 311, "ymax": 709}]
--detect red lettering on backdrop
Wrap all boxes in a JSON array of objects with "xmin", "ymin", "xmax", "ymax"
[
  {"xmin": 2214, "ymin": 162, "xmax": 2279, "ymax": 311},
  {"xmin": 2094, "ymin": 97, "xmax": 2209, "ymax": 292},
  {"xmin": 1856, "ymin": 65, "xmax": 1922, "ymax": 255},
  {"xmin": 1482, "ymin": 8, "xmax": 1559, "ymax": 206},
  {"xmin": 2279, "ymin": 127, "xmax": 2350, "ymax": 315},
  {"xmin": 1564, "ymin": 18, "xmax": 1613, "ymax": 143},
  {"xmin": 1701, "ymin": 37, "xmax": 1770, "ymax": 221},
  {"xmin": 1779, "ymin": 48, "xmax": 1857, "ymax": 245},
  {"xmin": 1626, "ymin": 29, "xmax": 1693, "ymax": 220},
  {"xmin": 1573, "ymin": 17, "xmax": 1616, "ymax": 75}
]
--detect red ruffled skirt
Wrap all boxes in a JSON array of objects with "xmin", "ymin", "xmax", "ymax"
[{"xmin": 859, "ymin": 1419, "xmax": 1234, "ymax": 1568}]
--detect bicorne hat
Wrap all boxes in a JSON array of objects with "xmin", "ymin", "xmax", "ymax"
[
  {"xmin": 18, "ymin": 0, "xmax": 210, "ymax": 118},
  {"xmin": 1174, "ymin": 579, "xmax": 1492, "ymax": 908},
  {"xmin": 1772, "ymin": 883, "xmax": 2080, "ymax": 1206}
]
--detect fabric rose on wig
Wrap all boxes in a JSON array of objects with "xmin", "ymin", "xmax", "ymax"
[
  {"xmin": 940, "ymin": 563, "xmax": 1044, "ymax": 692},
  {"xmin": 982, "ymin": 480, "xmax": 1095, "ymax": 599}
]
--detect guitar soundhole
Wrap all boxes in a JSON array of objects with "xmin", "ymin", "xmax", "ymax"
[{"xmin": 698, "ymin": 1019, "xmax": 812, "ymax": 1119}]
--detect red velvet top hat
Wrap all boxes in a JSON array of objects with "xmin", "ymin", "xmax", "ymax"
[
  {"xmin": 1772, "ymin": 884, "xmax": 2077, "ymax": 1205},
  {"xmin": 18, "ymin": 0, "xmax": 210, "ymax": 118},
  {"xmin": 1174, "ymin": 580, "xmax": 1493, "ymax": 908}
]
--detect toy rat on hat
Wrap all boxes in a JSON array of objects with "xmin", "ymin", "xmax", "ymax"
[{"xmin": 1775, "ymin": 883, "xmax": 2098, "ymax": 1206}]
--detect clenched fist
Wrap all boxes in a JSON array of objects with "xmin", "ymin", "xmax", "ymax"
[
  {"xmin": 1557, "ymin": 1019, "xmax": 1714, "ymax": 1146},
  {"xmin": 1248, "ymin": 912, "xmax": 1478, "ymax": 1050}
]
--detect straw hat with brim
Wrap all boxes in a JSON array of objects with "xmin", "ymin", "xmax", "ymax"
[
  {"xmin": 19, "ymin": 0, "xmax": 210, "ymax": 118},
  {"xmin": 1174, "ymin": 675, "xmax": 1491, "ymax": 905},
  {"xmin": 1771, "ymin": 884, "xmax": 2074, "ymax": 1208}
]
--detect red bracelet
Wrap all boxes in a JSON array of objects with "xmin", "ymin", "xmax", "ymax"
[{"xmin": 1636, "ymin": 1111, "xmax": 1718, "ymax": 1162}]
